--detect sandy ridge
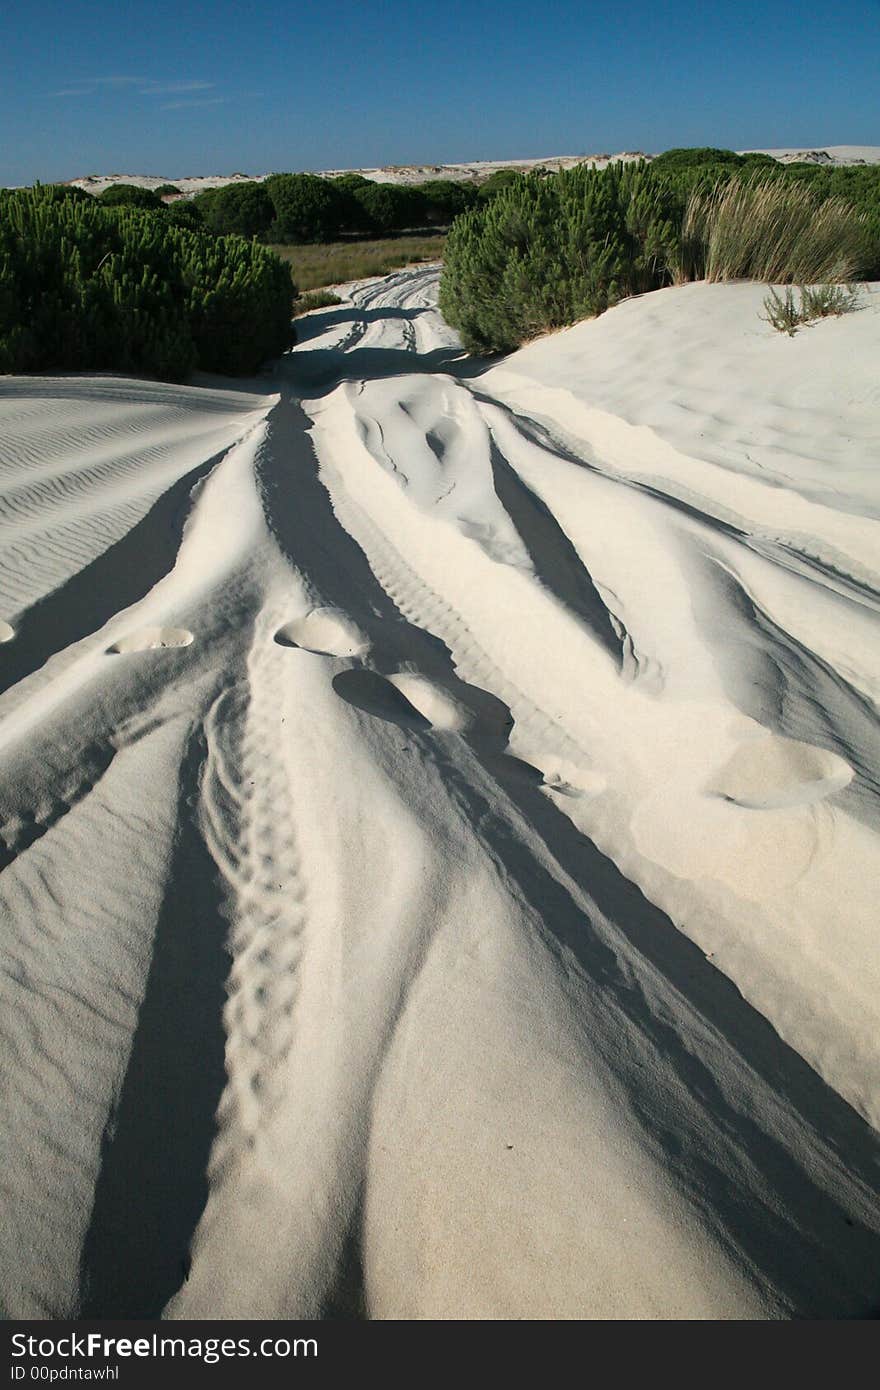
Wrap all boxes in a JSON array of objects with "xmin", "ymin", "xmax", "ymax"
[{"xmin": 0, "ymin": 268, "xmax": 878, "ymax": 1319}]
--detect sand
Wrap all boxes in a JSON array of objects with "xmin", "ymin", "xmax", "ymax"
[
  {"xmin": 0, "ymin": 271, "xmax": 878, "ymax": 1320},
  {"xmin": 60, "ymin": 146, "xmax": 880, "ymax": 197}
]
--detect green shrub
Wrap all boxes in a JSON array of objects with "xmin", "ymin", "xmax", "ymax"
[
  {"xmin": 646, "ymin": 149, "xmax": 880, "ymax": 276},
  {"xmin": 184, "ymin": 235, "xmax": 295, "ymax": 374},
  {"xmin": 411, "ymin": 180, "xmax": 478, "ymax": 225},
  {"xmin": 0, "ymin": 186, "xmax": 294, "ymax": 380},
  {"xmin": 265, "ymin": 173, "xmax": 345, "ymax": 242},
  {"xmin": 762, "ymin": 286, "xmax": 801, "ymax": 335},
  {"xmin": 155, "ymin": 184, "xmax": 182, "ymax": 197},
  {"xmin": 349, "ymin": 182, "xmax": 419, "ymax": 234},
  {"xmin": 331, "ymin": 173, "xmax": 373, "ymax": 191},
  {"xmin": 164, "ymin": 201, "xmax": 205, "ymax": 232},
  {"xmin": 439, "ymin": 162, "xmax": 680, "ymax": 354},
  {"xmin": 800, "ymin": 282, "xmax": 861, "ymax": 319},
  {"xmin": 190, "ymin": 187, "xmax": 221, "ymax": 219},
  {"xmin": 477, "ymin": 169, "xmax": 526, "ymax": 201},
  {"xmin": 199, "ymin": 181, "xmax": 274, "ymax": 239},
  {"xmin": 99, "ymin": 183, "xmax": 164, "ymax": 210},
  {"xmin": 651, "ymin": 147, "xmax": 774, "ymax": 171},
  {"xmin": 329, "ymin": 175, "xmax": 377, "ymax": 234},
  {"xmin": 441, "ymin": 151, "xmax": 878, "ymax": 355},
  {"xmin": 35, "ymin": 183, "xmax": 95, "ymax": 204},
  {"xmin": 677, "ymin": 178, "xmax": 872, "ymax": 283}
]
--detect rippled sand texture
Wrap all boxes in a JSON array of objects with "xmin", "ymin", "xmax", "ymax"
[{"xmin": 1, "ymin": 273, "xmax": 879, "ymax": 1320}]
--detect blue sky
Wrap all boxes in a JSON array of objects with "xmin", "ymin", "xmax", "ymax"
[{"xmin": 2, "ymin": 0, "xmax": 878, "ymax": 184}]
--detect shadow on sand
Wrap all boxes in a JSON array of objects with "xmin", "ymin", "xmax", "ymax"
[{"xmin": 78, "ymin": 724, "xmax": 229, "ymax": 1319}]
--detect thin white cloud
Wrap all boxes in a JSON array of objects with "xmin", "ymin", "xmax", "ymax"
[
  {"xmin": 141, "ymin": 81, "xmax": 215, "ymax": 96},
  {"xmin": 87, "ymin": 76, "xmax": 146, "ymax": 87},
  {"xmin": 52, "ymin": 76, "xmax": 145, "ymax": 97},
  {"xmin": 52, "ymin": 76, "xmax": 216, "ymax": 100},
  {"xmin": 160, "ymin": 98, "xmax": 226, "ymax": 111}
]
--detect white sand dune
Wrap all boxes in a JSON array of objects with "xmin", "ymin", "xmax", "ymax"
[
  {"xmin": 741, "ymin": 145, "xmax": 880, "ymax": 165},
  {"xmin": 65, "ymin": 155, "xmax": 647, "ymax": 197},
  {"xmin": 62, "ymin": 146, "xmax": 880, "ymax": 198},
  {"xmin": 0, "ymin": 271, "xmax": 879, "ymax": 1320}
]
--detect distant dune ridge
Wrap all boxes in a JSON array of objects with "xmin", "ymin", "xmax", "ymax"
[
  {"xmin": 0, "ymin": 267, "xmax": 879, "ymax": 1319},
  {"xmin": 63, "ymin": 145, "xmax": 880, "ymax": 196}
]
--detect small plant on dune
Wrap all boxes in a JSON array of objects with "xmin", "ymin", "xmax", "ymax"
[
  {"xmin": 762, "ymin": 282, "xmax": 861, "ymax": 335},
  {"xmin": 676, "ymin": 178, "xmax": 871, "ymax": 284},
  {"xmin": 762, "ymin": 286, "xmax": 801, "ymax": 335},
  {"xmin": 801, "ymin": 282, "xmax": 861, "ymax": 319}
]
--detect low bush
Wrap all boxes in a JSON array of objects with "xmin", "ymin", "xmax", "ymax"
[
  {"xmin": 650, "ymin": 146, "xmax": 777, "ymax": 172},
  {"xmin": 348, "ymin": 182, "xmax": 420, "ymax": 235},
  {"xmin": 99, "ymin": 184, "xmax": 164, "ymax": 210},
  {"xmin": 0, "ymin": 186, "xmax": 295, "ymax": 380},
  {"xmin": 164, "ymin": 201, "xmax": 205, "ymax": 232},
  {"xmin": 264, "ymin": 173, "xmax": 345, "ymax": 243},
  {"xmin": 180, "ymin": 175, "xmax": 477, "ymax": 244},
  {"xmin": 440, "ymin": 149, "xmax": 879, "ymax": 355},
  {"xmin": 155, "ymin": 184, "xmax": 182, "ymax": 197},
  {"xmin": 34, "ymin": 184, "xmax": 95, "ymax": 204},
  {"xmin": 331, "ymin": 175, "xmax": 378, "ymax": 234},
  {"xmin": 439, "ymin": 161, "xmax": 680, "ymax": 354},
  {"xmin": 647, "ymin": 149, "xmax": 880, "ymax": 278},
  {"xmin": 414, "ymin": 180, "xmax": 478, "ymax": 225},
  {"xmin": 477, "ymin": 169, "xmax": 527, "ymax": 201},
  {"xmin": 198, "ymin": 181, "xmax": 274, "ymax": 239}
]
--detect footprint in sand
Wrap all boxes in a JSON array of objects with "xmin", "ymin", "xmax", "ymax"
[
  {"xmin": 386, "ymin": 673, "xmax": 473, "ymax": 732},
  {"xmin": 108, "ymin": 626, "xmax": 194, "ymax": 654},
  {"xmin": 0, "ymin": 621, "xmax": 15, "ymax": 643},
  {"xmin": 332, "ymin": 669, "xmax": 430, "ymax": 727},
  {"xmin": 274, "ymin": 607, "xmax": 369, "ymax": 659},
  {"xmin": 333, "ymin": 668, "xmax": 513, "ymax": 740},
  {"xmin": 536, "ymin": 755, "xmax": 606, "ymax": 800},
  {"xmin": 705, "ymin": 734, "xmax": 852, "ymax": 810}
]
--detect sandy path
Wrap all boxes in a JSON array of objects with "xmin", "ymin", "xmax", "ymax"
[{"xmin": 0, "ymin": 271, "xmax": 878, "ymax": 1320}]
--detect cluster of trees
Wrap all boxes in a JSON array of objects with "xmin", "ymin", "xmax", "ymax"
[
  {"xmin": 0, "ymin": 185, "xmax": 295, "ymax": 380},
  {"xmin": 440, "ymin": 151, "xmax": 880, "ymax": 354},
  {"xmin": 5, "ymin": 149, "xmax": 876, "ymax": 379},
  {"xmin": 191, "ymin": 172, "xmax": 484, "ymax": 243},
  {"xmin": 55, "ymin": 173, "xmax": 507, "ymax": 245}
]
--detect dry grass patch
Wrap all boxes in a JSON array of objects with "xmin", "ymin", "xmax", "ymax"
[
  {"xmin": 270, "ymin": 235, "xmax": 446, "ymax": 292},
  {"xmin": 292, "ymin": 290, "xmax": 343, "ymax": 317}
]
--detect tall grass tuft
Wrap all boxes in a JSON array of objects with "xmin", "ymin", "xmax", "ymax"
[{"xmin": 677, "ymin": 178, "xmax": 871, "ymax": 284}]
